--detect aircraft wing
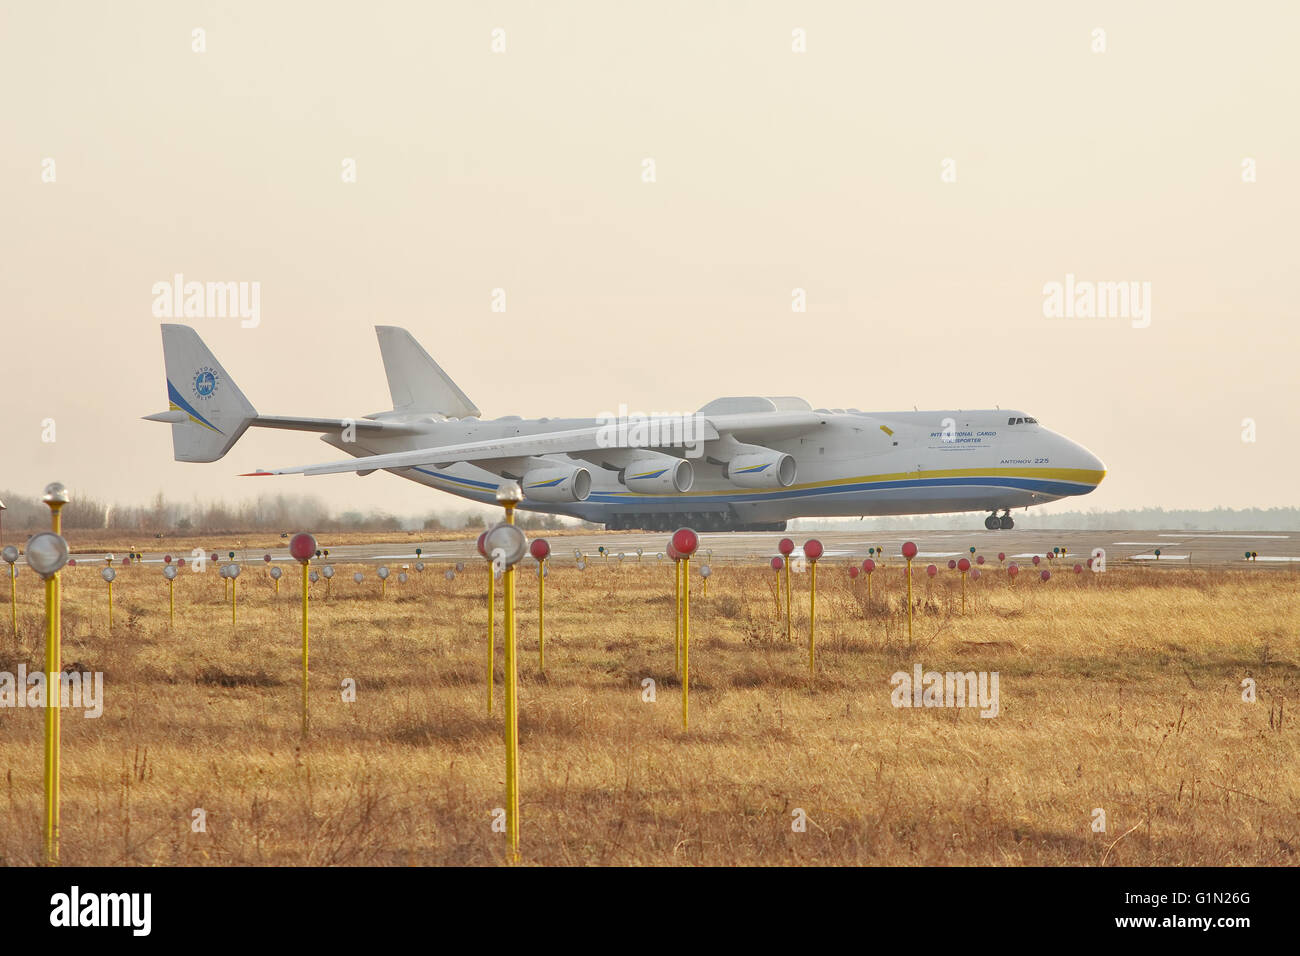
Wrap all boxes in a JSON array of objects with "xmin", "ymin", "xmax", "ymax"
[
  {"xmin": 714, "ymin": 410, "xmax": 828, "ymax": 441},
  {"xmin": 242, "ymin": 421, "xmax": 715, "ymax": 477},
  {"xmin": 243, "ymin": 410, "xmax": 826, "ymax": 478}
]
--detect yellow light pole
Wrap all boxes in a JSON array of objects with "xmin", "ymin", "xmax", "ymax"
[
  {"xmin": 770, "ymin": 557, "xmax": 783, "ymax": 613},
  {"xmin": 301, "ymin": 560, "xmax": 309, "ymax": 736},
  {"xmin": 2, "ymin": 546, "xmax": 17, "ymax": 642},
  {"xmin": 101, "ymin": 565, "xmax": 115, "ymax": 632},
  {"xmin": 530, "ymin": 539, "xmax": 550, "ymax": 673},
  {"xmin": 289, "ymin": 533, "xmax": 317, "ymax": 739},
  {"xmin": 676, "ymin": 548, "xmax": 686, "ymax": 676},
  {"xmin": 34, "ymin": 483, "xmax": 71, "ymax": 866},
  {"xmin": 682, "ymin": 553, "xmax": 690, "ymax": 728},
  {"xmin": 784, "ymin": 559, "xmax": 791, "ymax": 642},
  {"xmin": 804, "ymin": 540, "xmax": 823, "ymax": 677},
  {"xmin": 902, "ymin": 541, "xmax": 918, "ymax": 644},
  {"xmin": 229, "ymin": 564, "xmax": 240, "ymax": 625},
  {"xmin": 503, "ymin": 557, "xmax": 518, "ymax": 858},
  {"xmin": 44, "ymin": 567, "xmax": 59, "ymax": 862},
  {"xmin": 34, "ymin": 535, "xmax": 70, "ymax": 865},
  {"xmin": 164, "ymin": 565, "xmax": 177, "ymax": 626},
  {"xmin": 779, "ymin": 538, "xmax": 794, "ymax": 642},
  {"xmin": 0, "ymin": 507, "xmax": 11, "ymax": 636},
  {"xmin": 672, "ymin": 529, "xmax": 699, "ymax": 731},
  {"xmin": 809, "ymin": 561, "xmax": 816, "ymax": 674},
  {"xmin": 488, "ymin": 483, "xmax": 527, "ymax": 861},
  {"xmin": 478, "ymin": 532, "xmax": 494, "ymax": 715},
  {"xmin": 957, "ymin": 558, "xmax": 971, "ymax": 614}
]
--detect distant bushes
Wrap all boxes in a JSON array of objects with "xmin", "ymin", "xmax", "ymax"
[{"xmin": 0, "ymin": 488, "xmax": 579, "ymax": 535}]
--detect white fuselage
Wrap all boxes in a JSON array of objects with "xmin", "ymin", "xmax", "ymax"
[{"xmin": 320, "ymin": 407, "xmax": 1105, "ymax": 528}]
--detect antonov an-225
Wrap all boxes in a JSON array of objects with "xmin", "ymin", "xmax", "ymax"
[{"xmin": 146, "ymin": 324, "xmax": 1106, "ymax": 532}]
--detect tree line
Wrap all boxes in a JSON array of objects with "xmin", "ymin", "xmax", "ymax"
[{"xmin": 0, "ymin": 489, "xmax": 579, "ymax": 536}]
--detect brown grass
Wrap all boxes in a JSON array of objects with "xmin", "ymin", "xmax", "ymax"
[{"xmin": 0, "ymin": 557, "xmax": 1296, "ymax": 866}]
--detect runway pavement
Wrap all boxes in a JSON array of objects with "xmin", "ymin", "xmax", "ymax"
[{"xmin": 42, "ymin": 529, "xmax": 1300, "ymax": 571}]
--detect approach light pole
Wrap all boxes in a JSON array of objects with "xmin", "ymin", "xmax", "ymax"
[
  {"xmin": 804, "ymin": 539, "xmax": 823, "ymax": 676},
  {"xmin": 478, "ymin": 531, "xmax": 494, "ymax": 715},
  {"xmin": 489, "ymin": 482, "xmax": 527, "ymax": 861},
  {"xmin": 672, "ymin": 528, "xmax": 699, "ymax": 730},
  {"xmin": 34, "ymin": 484, "xmax": 71, "ymax": 866},
  {"xmin": 530, "ymin": 538, "xmax": 550, "ymax": 672},
  {"xmin": 3, "ymin": 545, "xmax": 17, "ymax": 641},
  {"xmin": 902, "ymin": 541, "xmax": 918, "ymax": 644},
  {"xmin": 778, "ymin": 538, "xmax": 794, "ymax": 642},
  {"xmin": 289, "ymin": 532, "xmax": 317, "ymax": 738}
]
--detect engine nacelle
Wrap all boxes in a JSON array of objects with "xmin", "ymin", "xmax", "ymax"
[
  {"xmin": 622, "ymin": 457, "xmax": 694, "ymax": 494},
  {"xmin": 724, "ymin": 450, "xmax": 796, "ymax": 489},
  {"xmin": 521, "ymin": 464, "xmax": 592, "ymax": 502}
]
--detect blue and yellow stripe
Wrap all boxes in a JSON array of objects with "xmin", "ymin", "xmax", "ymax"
[{"xmin": 166, "ymin": 380, "xmax": 223, "ymax": 434}]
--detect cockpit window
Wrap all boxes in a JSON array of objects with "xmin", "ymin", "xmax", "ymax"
[{"xmin": 1008, "ymin": 416, "xmax": 1039, "ymax": 425}]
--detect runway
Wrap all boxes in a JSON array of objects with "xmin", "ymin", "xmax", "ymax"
[{"xmin": 48, "ymin": 529, "xmax": 1300, "ymax": 571}]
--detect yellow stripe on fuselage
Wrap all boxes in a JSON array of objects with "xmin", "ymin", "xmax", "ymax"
[
  {"xmin": 410, "ymin": 464, "xmax": 1106, "ymax": 499},
  {"xmin": 654, "ymin": 465, "xmax": 1107, "ymax": 498}
]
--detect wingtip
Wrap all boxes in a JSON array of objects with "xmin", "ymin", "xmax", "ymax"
[{"xmin": 240, "ymin": 470, "xmax": 274, "ymax": 477}]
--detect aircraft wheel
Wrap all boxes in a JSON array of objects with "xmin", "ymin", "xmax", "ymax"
[
  {"xmin": 984, "ymin": 514, "xmax": 1000, "ymax": 531},
  {"xmin": 999, "ymin": 514, "xmax": 1014, "ymax": 530}
]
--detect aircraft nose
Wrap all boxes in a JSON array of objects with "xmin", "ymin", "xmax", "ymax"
[{"xmin": 1075, "ymin": 443, "xmax": 1106, "ymax": 485}]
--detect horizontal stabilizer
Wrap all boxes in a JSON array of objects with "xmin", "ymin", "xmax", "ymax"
[{"xmin": 248, "ymin": 415, "xmax": 417, "ymax": 435}]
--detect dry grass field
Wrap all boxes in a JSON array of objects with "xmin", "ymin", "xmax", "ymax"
[
  {"xmin": 0, "ymin": 548, "xmax": 1297, "ymax": 866},
  {"xmin": 57, "ymin": 528, "xmax": 494, "ymax": 553}
]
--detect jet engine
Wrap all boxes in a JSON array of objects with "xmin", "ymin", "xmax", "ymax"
[
  {"xmin": 724, "ymin": 449, "xmax": 797, "ymax": 489},
  {"xmin": 622, "ymin": 456, "xmax": 694, "ymax": 494},
  {"xmin": 521, "ymin": 463, "xmax": 592, "ymax": 502}
]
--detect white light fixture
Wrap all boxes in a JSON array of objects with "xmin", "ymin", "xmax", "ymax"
[{"xmin": 26, "ymin": 532, "xmax": 70, "ymax": 578}]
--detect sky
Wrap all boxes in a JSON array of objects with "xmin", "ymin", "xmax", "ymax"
[{"xmin": 2, "ymin": 1, "xmax": 1297, "ymax": 519}]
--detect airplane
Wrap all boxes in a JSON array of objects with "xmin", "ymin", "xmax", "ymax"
[{"xmin": 145, "ymin": 324, "xmax": 1106, "ymax": 532}]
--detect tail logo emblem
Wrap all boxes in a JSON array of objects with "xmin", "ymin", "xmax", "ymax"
[{"xmin": 194, "ymin": 367, "xmax": 218, "ymax": 399}]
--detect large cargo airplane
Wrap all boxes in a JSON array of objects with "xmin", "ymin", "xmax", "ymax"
[{"xmin": 146, "ymin": 324, "xmax": 1106, "ymax": 532}]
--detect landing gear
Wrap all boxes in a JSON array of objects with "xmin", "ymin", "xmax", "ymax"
[{"xmin": 985, "ymin": 510, "xmax": 1014, "ymax": 530}]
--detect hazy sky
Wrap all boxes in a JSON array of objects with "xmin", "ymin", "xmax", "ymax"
[{"xmin": 2, "ymin": 2, "xmax": 1297, "ymax": 519}]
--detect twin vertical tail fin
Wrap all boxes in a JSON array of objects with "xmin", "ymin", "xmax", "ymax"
[
  {"xmin": 145, "ymin": 324, "xmax": 257, "ymax": 462},
  {"xmin": 146, "ymin": 323, "xmax": 473, "ymax": 462},
  {"xmin": 375, "ymin": 325, "xmax": 480, "ymax": 418}
]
